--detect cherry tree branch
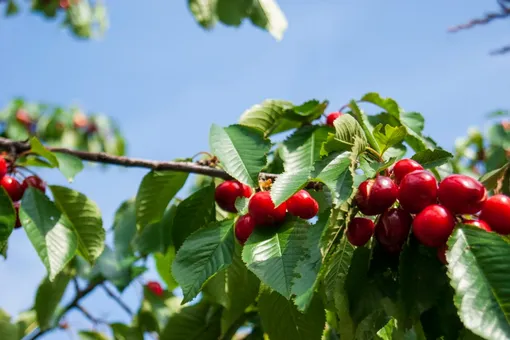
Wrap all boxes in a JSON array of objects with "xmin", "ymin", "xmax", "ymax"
[
  {"xmin": 448, "ymin": 7, "xmax": 510, "ymax": 32},
  {"xmin": 101, "ymin": 283, "xmax": 134, "ymax": 317}
]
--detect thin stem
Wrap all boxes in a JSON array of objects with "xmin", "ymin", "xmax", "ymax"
[{"xmin": 101, "ymin": 283, "xmax": 134, "ymax": 317}]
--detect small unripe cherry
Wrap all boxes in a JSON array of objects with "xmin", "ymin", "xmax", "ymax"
[
  {"xmin": 398, "ymin": 170, "xmax": 438, "ymax": 214},
  {"xmin": 346, "ymin": 217, "xmax": 375, "ymax": 246},
  {"xmin": 392, "ymin": 159, "xmax": 424, "ymax": 184},
  {"xmin": 464, "ymin": 219, "xmax": 492, "ymax": 232},
  {"xmin": 0, "ymin": 176, "xmax": 24, "ymax": 202},
  {"xmin": 412, "ymin": 204, "xmax": 455, "ymax": 248},
  {"xmin": 22, "ymin": 175, "xmax": 46, "ymax": 194},
  {"xmin": 235, "ymin": 214, "xmax": 256, "ymax": 245},
  {"xmin": 437, "ymin": 174, "xmax": 487, "ymax": 215},
  {"xmin": 13, "ymin": 202, "xmax": 21, "ymax": 229},
  {"xmin": 146, "ymin": 281, "xmax": 164, "ymax": 297},
  {"xmin": 479, "ymin": 194, "xmax": 510, "ymax": 235},
  {"xmin": 248, "ymin": 191, "xmax": 287, "ymax": 226},
  {"xmin": 214, "ymin": 180, "xmax": 252, "ymax": 213},
  {"xmin": 0, "ymin": 157, "xmax": 7, "ymax": 179},
  {"xmin": 326, "ymin": 112, "xmax": 342, "ymax": 127},
  {"xmin": 355, "ymin": 176, "xmax": 398, "ymax": 216},
  {"xmin": 375, "ymin": 208, "xmax": 412, "ymax": 249},
  {"xmin": 286, "ymin": 190, "xmax": 319, "ymax": 219}
]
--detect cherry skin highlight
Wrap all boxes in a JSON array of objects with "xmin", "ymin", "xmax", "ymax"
[
  {"xmin": 0, "ymin": 157, "xmax": 7, "ymax": 179},
  {"xmin": 214, "ymin": 180, "xmax": 252, "ymax": 213},
  {"xmin": 1, "ymin": 176, "xmax": 24, "ymax": 202},
  {"xmin": 248, "ymin": 191, "xmax": 287, "ymax": 226},
  {"xmin": 13, "ymin": 202, "xmax": 21, "ymax": 229},
  {"xmin": 392, "ymin": 159, "xmax": 423, "ymax": 184},
  {"xmin": 22, "ymin": 175, "xmax": 46, "ymax": 194},
  {"xmin": 347, "ymin": 217, "xmax": 375, "ymax": 246},
  {"xmin": 375, "ymin": 208, "xmax": 413, "ymax": 250},
  {"xmin": 479, "ymin": 194, "xmax": 510, "ymax": 235},
  {"xmin": 398, "ymin": 170, "xmax": 438, "ymax": 214},
  {"xmin": 146, "ymin": 281, "xmax": 164, "ymax": 297},
  {"xmin": 412, "ymin": 204, "xmax": 456, "ymax": 248},
  {"xmin": 286, "ymin": 190, "xmax": 319, "ymax": 219},
  {"xmin": 355, "ymin": 176, "xmax": 398, "ymax": 216},
  {"xmin": 464, "ymin": 219, "xmax": 492, "ymax": 232},
  {"xmin": 438, "ymin": 174, "xmax": 487, "ymax": 214},
  {"xmin": 235, "ymin": 214, "xmax": 256, "ymax": 245},
  {"xmin": 326, "ymin": 112, "xmax": 342, "ymax": 127}
]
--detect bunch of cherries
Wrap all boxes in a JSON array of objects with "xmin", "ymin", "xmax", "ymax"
[
  {"xmin": 346, "ymin": 158, "xmax": 510, "ymax": 263},
  {"xmin": 214, "ymin": 181, "xmax": 320, "ymax": 244},
  {"xmin": 0, "ymin": 156, "xmax": 47, "ymax": 229}
]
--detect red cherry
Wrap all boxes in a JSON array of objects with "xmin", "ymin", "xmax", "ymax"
[
  {"xmin": 398, "ymin": 170, "xmax": 438, "ymax": 214},
  {"xmin": 412, "ymin": 205, "xmax": 455, "ymax": 248},
  {"xmin": 0, "ymin": 176, "xmax": 24, "ymax": 202},
  {"xmin": 479, "ymin": 194, "xmax": 510, "ymax": 235},
  {"xmin": 22, "ymin": 176, "xmax": 46, "ymax": 194},
  {"xmin": 0, "ymin": 157, "xmax": 7, "ymax": 179},
  {"xmin": 326, "ymin": 112, "xmax": 342, "ymax": 127},
  {"xmin": 13, "ymin": 202, "xmax": 21, "ymax": 229},
  {"xmin": 375, "ymin": 208, "xmax": 412, "ymax": 249},
  {"xmin": 146, "ymin": 281, "xmax": 164, "ymax": 297},
  {"xmin": 248, "ymin": 191, "xmax": 287, "ymax": 226},
  {"xmin": 355, "ymin": 176, "xmax": 398, "ymax": 216},
  {"xmin": 214, "ymin": 180, "xmax": 252, "ymax": 213},
  {"xmin": 464, "ymin": 219, "xmax": 492, "ymax": 232},
  {"xmin": 437, "ymin": 243, "xmax": 448, "ymax": 265},
  {"xmin": 392, "ymin": 159, "xmax": 424, "ymax": 184},
  {"xmin": 346, "ymin": 217, "xmax": 375, "ymax": 246},
  {"xmin": 286, "ymin": 190, "xmax": 319, "ymax": 219},
  {"xmin": 15, "ymin": 109, "xmax": 31, "ymax": 126},
  {"xmin": 235, "ymin": 214, "xmax": 256, "ymax": 245},
  {"xmin": 437, "ymin": 174, "xmax": 487, "ymax": 215}
]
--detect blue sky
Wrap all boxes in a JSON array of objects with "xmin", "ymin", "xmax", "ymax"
[{"xmin": 0, "ymin": 0, "xmax": 509, "ymax": 338}]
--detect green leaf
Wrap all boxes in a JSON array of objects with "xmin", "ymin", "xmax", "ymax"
[
  {"xmin": 0, "ymin": 187, "xmax": 16, "ymax": 250},
  {"xmin": 29, "ymin": 137, "xmax": 58, "ymax": 167},
  {"xmin": 172, "ymin": 184, "xmax": 215, "ymax": 251},
  {"xmin": 238, "ymin": 99, "xmax": 297, "ymax": 136},
  {"xmin": 172, "ymin": 219, "xmax": 236, "ymax": 303},
  {"xmin": 401, "ymin": 112, "xmax": 425, "ymax": 134},
  {"xmin": 259, "ymin": 289, "xmax": 325, "ymax": 340},
  {"xmin": 20, "ymin": 188, "xmax": 78, "ymax": 280},
  {"xmin": 248, "ymin": 0, "xmax": 288, "ymax": 41},
  {"xmin": 133, "ymin": 204, "xmax": 177, "ymax": 255},
  {"xmin": 113, "ymin": 199, "xmax": 137, "ymax": 259},
  {"xmin": 411, "ymin": 149, "xmax": 454, "ymax": 169},
  {"xmin": 35, "ymin": 271, "xmax": 71, "ymax": 330},
  {"xmin": 52, "ymin": 152, "xmax": 84, "ymax": 181},
  {"xmin": 270, "ymin": 168, "xmax": 311, "ymax": 207},
  {"xmin": 209, "ymin": 124, "xmax": 271, "ymax": 187},
  {"xmin": 160, "ymin": 301, "xmax": 222, "ymax": 340},
  {"xmin": 5, "ymin": 0, "xmax": 19, "ymax": 16},
  {"xmin": 15, "ymin": 310, "xmax": 38, "ymax": 339},
  {"xmin": 93, "ymin": 246, "xmax": 145, "ymax": 292},
  {"xmin": 313, "ymin": 152, "xmax": 354, "ymax": 207},
  {"xmin": 0, "ymin": 320, "xmax": 18, "ymax": 340},
  {"xmin": 50, "ymin": 185, "xmax": 104, "ymax": 264},
  {"xmin": 283, "ymin": 100, "xmax": 329, "ymax": 122},
  {"xmin": 242, "ymin": 218, "xmax": 308, "ymax": 299},
  {"xmin": 78, "ymin": 331, "xmax": 109, "ymax": 340},
  {"xmin": 348, "ymin": 100, "xmax": 380, "ymax": 153},
  {"xmin": 479, "ymin": 162, "xmax": 510, "ymax": 191},
  {"xmin": 110, "ymin": 323, "xmax": 143, "ymax": 340},
  {"xmin": 135, "ymin": 170, "xmax": 188, "ymax": 230},
  {"xmin": 446, "ymin": 226, "xmax": 510, "ymax": 340},
  {"xmin": 202, "ymin": 269, "xmax": 230, "ymax": 308},
  {"xmin": 373, "ymin": 124, "xmax": 407, "ymax": 155},
  {"xmin": 188, "ymin": 0, "xmax": 217, "ymax": 29},
  {"xmin": 360, "ymin": 92, "xmax": 402, "ymax": 116},
  {"xmin": 333, "ymin": 114, "xmax": 368, "ymax": 149},
  {"xmin": 154, "ymin": 247, "xmax": 178, "ymax": 290},
  {"xmin": 138, "ymin": 288, "xmax": 179, "ymax": 333}
]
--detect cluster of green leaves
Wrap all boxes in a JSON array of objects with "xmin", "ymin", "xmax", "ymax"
[{"xmin": 0, "ymin": 98, "xmax": 126, "ymax": 156}]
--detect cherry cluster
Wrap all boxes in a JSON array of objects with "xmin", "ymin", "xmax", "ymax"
[
  {"xmin": 15, "ymin": 109, "xmax": 98, "ymax": 136},
  {"xmin": 346, "ymin": 159, "xmax": 510, "ymax": 263},
  {"xmin": 214, "ymin": 181, "xmax": 320, "ymax": 244},
  {"xmin": 0, "ymin": 156, "xmax": 46, "ymax": 229}
]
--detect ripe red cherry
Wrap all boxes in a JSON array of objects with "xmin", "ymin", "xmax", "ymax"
[
  {"xmin": 15, "ymin": 109, "xmax": 31, "ymax": 126},
  {"xmin": 355, "ymin": 176, "xmax": 398, "ymax": 216},
  {"xmin": 1, "ymin": 176, "xmax": 24, "ymax": 202},
  {"xmin": 437, "ymin": 243, "xmax": 448, "ymax": 265},
  {"xmin": 479, "ymin": 194, "xmax": 510, "ymax": 235},
  {"xmin": 398, "ymin": 170, "xmax": 438, "ymax": 214},
  {"xmin": 346, "ymin": 217, "xmax": 375, "ymax": 246},
  {"xmin": 375, "ymin": 208, "xmax": 413, "ymax": 250},
  {"xmin": 146, "ymin": 281, "xmax": 164, "ymax": 297},
  {"xmin": 22, "ymin": 176, "xmax": 46, "ymax": 194},
  {"xmin": 248, "ymin": 191, "xmax": 287, "ymax": 226},
  {"xmin": 326, "ymin": 112, "xmax": 342, "ymax": 127},
  {"xmin": 464, "ymin": 219, "xmax": 492, "ymax": 232},
  {"xmin": 412, "ymin": 205, "xmax": 455, "ymax": 248},
  {"xmin": 235, "ymin": 214, "xmax": 256, "ymax": 245},
  {"xmin": 286, "ymin": 190, "xmax": 319, "ymax": 219},
  {"xmin": 0, "ymin": 157, "xmax": 7, "ymax": 179},
  {"xmin": 214, "ymin": 180, "xmax": 252, "ymax": 213},
  {"xmin": 13, "ymin": 202, "xmax": 21, "ymax": 229},
  {"xmin": 437, "ymin": 174, "xmax": 487, "ymax": 215},
  {"xmin": 392, "ymin": 159, "xmax": 424, "ymax": 184}
]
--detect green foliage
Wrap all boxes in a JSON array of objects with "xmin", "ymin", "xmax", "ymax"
[
  {"xmin": 0, "ymin": 188, "xmax": 16, "ymax": 254},
  {"xmin": 34, "ymin": 271, "xmax": 71, "ymax": 330}
]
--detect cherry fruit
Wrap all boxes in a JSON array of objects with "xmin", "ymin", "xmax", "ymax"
[
  {"xmin": 215, "ymin": 180, "xmax": 252, "ymax": 213},
  {"xmin": 1, "ymin": 176, "xmax": 24, "ymax": 202},
  {"xmin": 479, "ymin": 194, "xmax": 510, "ymax": 235},
  {"xmin": 326, "ymin": 112, "xmax": 342, "ymax": 127},
  {"xmin": 412, "ymin": 204, "xmax": 455, "ymax": 248},
  {"xmin": 248, "ymin": 191, "xmax": 287, "ymax": 226},
  {"xmin": 146, "ymin": 281, "xmax": 164, "ymax": 297},
  {"xmin": 438, "ymin": 174, "xmax": 487, "ymax": 215},
  {"xmin": 375, "ymin": 208, "xmax": 413, "ymax": 250},
  {"xmin": 0, "ymin": 157, "xmax": 7, "ymax": 179},
  {"xmin": 355, "ymin": 176, "xmax": 398, "ymax": 215},
  {"xmin": 13, "ymin": 202, "xmax": 21, "ymax": 229},
  {"xmin": 392, "ymin": 159, "xmax": 423, "ymax": 184},
  {"xmin": 464, "ymin": 219, "xmax": 491, "ymax": 232},
  {"xmin": 398, "ymin": 170, "xmax": 438, "ymax": 214},
  {"xmin": 286, "ymin": 190, "xmax": 319, "ymax": 219},
  {"xmin": 22, "ymin": 176, "xmax": 46, "ymax": 194},
  {"xmin": 347, "ymin": 217, "xmax": 375, "ymax": 246},
  {"xmin": 235, "ymin": 214, "xmax": 256, "ymax": 245},
  {"xmin": 15, "ymin": 109, "xmax": 31, "ymax": 126}
]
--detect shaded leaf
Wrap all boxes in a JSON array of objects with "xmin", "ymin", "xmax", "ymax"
[
  {"xmin": 0, "ymin": 320, "xmax": 17, "ymax": 340},
  {"xmin": 154, "ymin": 247, "xmax": 178, "ymax": 290},
  {"xmin": 0, "ymin": 187, "xmax": 16, "ymax": 251},
  {"xmin": 283, "ymin": 99, "xmax": 328, "ymax": 122},
  {"xmin": 110, "ymin": 323, "xmax": 143, "ymax": 340},
  {"xmin": 411, "ymin": 149, "xmax": 454, "ymax": 169},
  {"xmin": 313, "ymin": 152, "xmax": 353, "ymax": 207},
  {"xmin": 35, "ymin": 271, "xmax": 71, "ymax": 330},
  {"xmin": 479, "ymin": 162, "xmax": 510, "ymax": 191},
  {"xmin": 188, "ymin": 0, "xmax": 217, "ymax": 29}
]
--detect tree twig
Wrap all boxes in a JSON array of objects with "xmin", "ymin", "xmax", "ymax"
[
  {"xmin": 75, "ymin": 304, "xmax": 107, "ymax": 325},
  {"xmin": 448, "ymin": 7, "xmax": 510, "ymax": 32},
  {"xmin": 101, "ymin": 283, "xmax": 134, "ymax": 317}
]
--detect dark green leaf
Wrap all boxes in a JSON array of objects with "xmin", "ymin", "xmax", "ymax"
[
  {"xmin": 411, "ymin": 149, "xmax": 453, "ymax": 169},
  {"xmin": 133, "ymin": 204, "xmax": 176, "ymax": 255},
  {"xmin": 188, "ymin": 0, "xmax": 217, "ymax": 29},
  {"xmin": 35, "ymin": 271, "xmax": 71, "ymax": 330},
  {"xmin": 202, "ymin": 269, "xmax": 230, "ymax": 308},
  {"xmin": 0, "ymin": 320, "xmax": 17, "ymax": 340},
  {"xmin": 373, "ymin": 124, "xmax": 407, "ymax": 155},
  {"xmin": 138, "ymin": 288, "xmax": 180, "ymax": 333},
  {"xmin": 282, "ymin": 125, "xmax": 330, "ymax": 171},
  {"xmin": 5, "ymin": 0, "xmax": 19, "ymax": 16},
  {"xmin": 52, "ymin": 152, "xmax": 84, "ymax": 181},
  {"xmin": 283, "ymin": 100, "xmax": 328, "ymax": 122},
  {"xmin": 93, "ymin": 247, "xmax": 145, "ymax": 292},
  {"xmin": 0, "ymin": 187, "xmax": 16, "ymax": 250},
  {"xmin": 20, "ymin": 188, "xmax": 78, "ymax": 280},
  {"xmin": 78, "ymin": 331, "xmax": 109, "ymax": 340},
  {"xmin": 113, "ymin": 199, "xmax": 137, "ymax": 259},
  {"xmin": 172, "ymin": 219, "xmax": 235, "ymax": 303},
  {"xmin": 479, "ymin": 162, "xmax": 510, "ymax": 191},
  {"xmin": 110, "ymin": 323, "xmax": 143, "ymax": 340},
  {"xmin": 238, "ymin": 99, "xmax": 297, "ymax": 136}
]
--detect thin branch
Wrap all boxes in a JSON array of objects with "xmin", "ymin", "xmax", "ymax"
[
  {"xmin": 448, "ymin": 8, "xmax": 510, "ymax": 32},
  {"xmin": 101, "ymin": 283, "xmax": 134, "ymax": 317},
  {"xmin": 75, "ymin": 304, "xmax": 107, "ymax": 325}
]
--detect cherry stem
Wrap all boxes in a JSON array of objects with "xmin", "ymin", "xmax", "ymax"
[{"xmin": 191, "ymin": 151, "xmax": 213, "ymax": 160}]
